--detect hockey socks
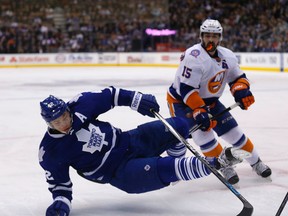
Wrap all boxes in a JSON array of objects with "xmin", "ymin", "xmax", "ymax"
[
  {"xmin": 166, "ymin": 142, "xmax": 187, "ymax": 158},
  {"xmin": 175, "ymin": 157, "xmax": 211, "ymax": 180},
  {"xmin": 157, "ymin": 156, "xmax": 211, "ymax": 184}
]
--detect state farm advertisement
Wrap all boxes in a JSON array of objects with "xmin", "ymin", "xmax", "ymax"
[{"xmin": 9, "ymin": 55, "xmax": 51, "ymax": 64}]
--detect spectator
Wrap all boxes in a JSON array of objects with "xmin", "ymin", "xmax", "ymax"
[{"xmin": 0, "ymin": 0, "xmax": 287, "ymax": 53}]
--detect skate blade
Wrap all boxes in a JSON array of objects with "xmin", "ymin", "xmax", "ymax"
[
  {"xmin": 262, "ymin": 175, "xmax": 272, "ymax": 182},
  {"xmin": 252, "ymin": 171, "xmax": 273, "ymax": 182},
  {"xmin": 232, "ymin": 183, "xmax": 240, "ymax": 189}
]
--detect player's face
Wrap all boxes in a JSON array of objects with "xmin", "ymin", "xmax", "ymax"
[
  {"xmin": 202, "ymin": 33, "xmax": 220, "ymax": 53},
  {"xmin": 50, "ymin": 111, "xmax": 72, "ymax": 134}
]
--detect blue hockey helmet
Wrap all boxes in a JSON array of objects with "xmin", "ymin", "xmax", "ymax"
[{"xmin": 40, "ymin": 95, "xmax": 68, "ymax": 122}]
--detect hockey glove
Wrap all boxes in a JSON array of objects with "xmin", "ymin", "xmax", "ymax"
[
  {"xmin": 230, "ymin": 78, "xmax": 255, "ymax": 110},
  {"xmin": 191, "ymin": 106, "xmax": 217, "ymax": 131},
  {"xmin": 46, "ymin": 200, "xmax": 70, "ymax": 216},
  {"xmin": 131, "ymin": 92, "xmax": 160, "ymax": 118},
  {"xmin": 206, "ymin": 157, "xmax": 221, "ymax": 170}
]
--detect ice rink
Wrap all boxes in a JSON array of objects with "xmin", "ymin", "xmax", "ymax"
[{"xmin": 0, "ymin": 66, "xmax": 288, "ymax": 216}]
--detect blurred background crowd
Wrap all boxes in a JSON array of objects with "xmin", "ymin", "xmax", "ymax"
[{"xmin": 0, "ymin": 0, "xmax": 287, "ymax": 53}]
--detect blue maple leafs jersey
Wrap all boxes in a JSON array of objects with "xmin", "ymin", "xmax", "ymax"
[{"xmin": 38, "ymin": 87, "xmax": 134, "ymax": 202}]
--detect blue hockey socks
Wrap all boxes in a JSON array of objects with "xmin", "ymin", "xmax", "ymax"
[
  {"xmin": 157, "ymin": 156, "xmax": 211, "ymax": 184},
  {"xmin": 175, "ymin": 157, "xmax": 211, "ymax": 180}
]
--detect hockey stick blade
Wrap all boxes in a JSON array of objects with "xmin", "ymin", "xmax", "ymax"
[
  {"xmin": 275, "ymin": 192, "xmax": 288, "ymax": 216},
  {"xmin": 151, "ymin": 109, "xmax": 253, "ymax": 216}
]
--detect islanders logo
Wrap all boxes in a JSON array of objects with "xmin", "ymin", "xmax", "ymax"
[{"xmin": 208, "ymin": 70, "xmax": 226, "ymax": 94}]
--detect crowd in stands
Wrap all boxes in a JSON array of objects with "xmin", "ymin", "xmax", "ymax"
[{"xmin": 0, "ymin": 0, "xmax": 287, "ymax": 53}]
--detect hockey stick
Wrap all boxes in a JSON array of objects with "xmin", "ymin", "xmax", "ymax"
[
  {"xmin": 275, "ymin": 192, "xmax": 288, "ymax": 216},
  {"xmin": 151, "ymin": 107, "xmax": 253, "ymax": 216}
]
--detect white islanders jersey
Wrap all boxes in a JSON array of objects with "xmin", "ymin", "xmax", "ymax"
[{"xmin": 169, "ymin": 43, "xmax": 244, "ymax": 104}]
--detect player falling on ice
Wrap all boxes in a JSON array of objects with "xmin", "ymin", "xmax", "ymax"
[{"xmin": 39, "ymin": 87, "xmax": 248, "ymax": 216}]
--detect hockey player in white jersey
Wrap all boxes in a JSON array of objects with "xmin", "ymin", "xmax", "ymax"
[{"xmin": 167, "ymin": 19, "xmax": 271, "ymax": 184}]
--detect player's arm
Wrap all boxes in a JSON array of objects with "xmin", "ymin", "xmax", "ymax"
[
  {"xmin": 178, "ymin": 59, "xmax": 217, "ymax": 131},
  {"xmin": 69, "ymin": 87, "xmax": 160, "ymax": 118},
  {"xmin": 40, "ymin": 162, "xmax": 72, "ymax": 216},
  {"xmin": 229, "ymin": 74, "xmax": 255, "ymax": 110},
  {"xmin": 225, "ymin": 51, "xmax": 254, "ymax": 110},
  {"xmin": 184, "ymin": 87, "xmax": 217, "ymax": 131},
  {"xmin": 110, "ymin": 86, "xmax": 160, "ymax": 117}
]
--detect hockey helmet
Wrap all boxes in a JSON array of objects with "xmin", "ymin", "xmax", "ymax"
[
  {"xmin": 200, "ymin": 19, "xmax": 223, "ymax": 41},
  {"xmin": 40, "ymin": 95, "xmax": 67, "ymax": 122}
]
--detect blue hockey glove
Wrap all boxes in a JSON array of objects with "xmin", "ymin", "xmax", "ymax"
[
  {"xmin": 46, "ymin": 200, "xmax": 70, "ymax": 216},
  {"xmin": 130, "ymin": 92, "xmax": 160, "ymax": 117},
  {"xmin": 206, "ymin": 157, "xmax": 221, "ymax": 170},
  {"xmin": 192, "ymin": 106, "xmax": 217, "ymax": 131}
]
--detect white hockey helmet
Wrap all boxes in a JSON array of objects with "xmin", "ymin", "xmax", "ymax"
[{"xmin": 200, "ymin": 19, "xmax": 223, "ymax": 41}]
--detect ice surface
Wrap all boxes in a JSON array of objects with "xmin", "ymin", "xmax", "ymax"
[{"xmin": 0, "ymin": 67, "xmax": 287, "ymax": 216}]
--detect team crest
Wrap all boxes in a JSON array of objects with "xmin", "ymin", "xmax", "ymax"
[
  {"xmin": 208, "ymin": 70, "xmax": 225, "ymax": 93},
  {"xmin": 76, "ymin": 124, "xmax": 108, "ymax": 154},
  {"xmin": 190, "ymin": 49, "xmax": 200, "ymax": 58}
]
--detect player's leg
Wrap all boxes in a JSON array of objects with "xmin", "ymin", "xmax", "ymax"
[
  {"xmin": 212, "ymin": 101, "xmax": 271, "ymax": 178},
  {"xmin": 166, "ymin": 103, "xmax": 192, "ymax": 158},
  {"xmin": 220, "ymin": 126, "xmax": 272, "ymax": 178},
  {"xmin": 110, "ymin": 157, "xmax": 169, "ymax": 193},
  {"xmin": 181, "ymin": 101, "xmax": 240, "ymax": 184},
  {"xmin": 168, "ymin": 101, "xmax": 239, "ymax": 184},
  {"xmin": 191, "ymin": 126, "xmax": 240, "ymax": 184},
  {"xmin": 110, "ymin": 148, "xmax": 246, "ymax": 193},
  {"xmin": 110, "ymin": 156, "xmax": 211, "ymax": 193},
  {"xmin": 127, "ymin": 117, "xmax": 192, "ymax": 157}
]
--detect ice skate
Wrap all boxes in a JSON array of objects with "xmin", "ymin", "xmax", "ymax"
[
  {"xmin": 220, "ymin": 166, "xmax": 239, "ymax": 184},
  {"xmin": 218, "ymin": 147, "xmax": 251, "ymax": 185},
  {"xmin": 252, "ymin": 159, "xmax": 272, "ymax": 178},
  {"xmin": 218, "ymin": 147, "xmax": 251, "ymax": 167}
]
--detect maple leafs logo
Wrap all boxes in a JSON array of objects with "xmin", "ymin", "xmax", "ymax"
[{"xmin": 76, "ymin": 124, "xmax": 108, "ymax": 154}]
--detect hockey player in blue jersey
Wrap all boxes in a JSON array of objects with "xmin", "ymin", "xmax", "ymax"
[{"xmin": 39, "ymin": 86, "xmax": 245, "ymax": 216}]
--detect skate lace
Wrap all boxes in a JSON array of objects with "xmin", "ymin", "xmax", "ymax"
[
  {"xmin": 218, "ymin": 147, "xmax": 243, "ymax": 168},
  {"xmin": 218, "ymin": 157, "xmax": 230, "ymax": 167},
  {"xmin": 218, "ymin": 154, "xmax": 241, "ymax": 167}
]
